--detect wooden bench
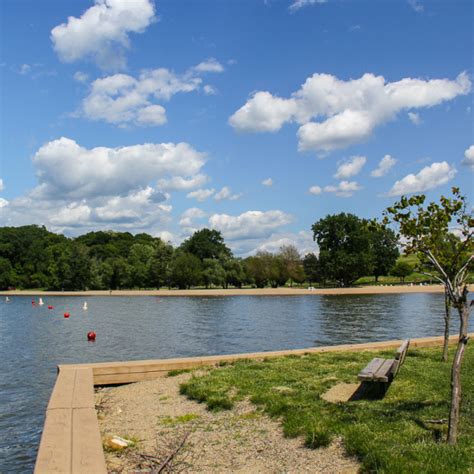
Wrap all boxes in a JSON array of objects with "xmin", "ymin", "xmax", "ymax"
[{"xmin": 358, "ymin": 339, "xmax": 410, "ymax": 393}]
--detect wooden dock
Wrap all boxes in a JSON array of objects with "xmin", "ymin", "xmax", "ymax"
[{"xmin": 34, "ymin": 333, "xmax": 473, "ymax": 473}]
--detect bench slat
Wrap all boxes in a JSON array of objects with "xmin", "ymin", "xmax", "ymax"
[
  {"xmin": 358, "ymin": 358, "xmax": 386, "ymax": 381},
  {"xmin": 373, "ymin": 358, "xmax": 396, "ymax": 382}
]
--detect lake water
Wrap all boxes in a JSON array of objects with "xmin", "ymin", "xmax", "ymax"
[{"xmin": 0, "ymin": 293, "xmax": 471, "ymax": 473}]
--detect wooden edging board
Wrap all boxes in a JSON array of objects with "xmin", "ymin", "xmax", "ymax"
[{"xmin": 35, "ymin": 333, "xmax": 473, "ymax": 473}]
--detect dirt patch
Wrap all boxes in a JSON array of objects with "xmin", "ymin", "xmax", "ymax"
[
  {"xmin": 96, "ymin": 373, "xmax": 360, "ymax": 473},
  {"xmin": 321, "ymin": 383, "xmax": 362, "ymax": 403}
]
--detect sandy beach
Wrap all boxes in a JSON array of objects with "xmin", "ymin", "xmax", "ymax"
[{"xmin": 1, "ymin": 284, "xmax": 470, "ymax": 297}]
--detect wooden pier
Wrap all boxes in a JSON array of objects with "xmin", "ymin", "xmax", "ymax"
[{"xmin": 35, "ymin": 333, "xmax": 472, "ymax": 473}]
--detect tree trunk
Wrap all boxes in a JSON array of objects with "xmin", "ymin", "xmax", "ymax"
[
  {"xmin": 447, "ymin": 300, "xmax": 470, "ymax": 444},
  {"xmin": 442, "ymin": 290, "xmax": 451, "ymax": 362}
]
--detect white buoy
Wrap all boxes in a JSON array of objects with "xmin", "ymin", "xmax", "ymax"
[
  {"xmin": 5, "ymin": 296, "xmax": 10, "ymax": 302},
  {"xmin": 83, "ymin": 302, "xmax": 88, "ymax": 310},
  {"xmin": 38, "ymin": 297, "xmax": 44, "ymax": 306}
]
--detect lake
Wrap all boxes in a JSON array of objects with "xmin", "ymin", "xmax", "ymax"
[{"xmin": 0, "ymin": 293, "xmax": 471, "ymax": 472}]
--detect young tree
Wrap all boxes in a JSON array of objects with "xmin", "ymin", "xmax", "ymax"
[
  {"xmin": 385, "ymin": 187, "xmax": 473, "ymax": 444},
  {"xmin": 390, "ymin": 261, "xmax": 413, "ymax": 283},
  {"xmin": 312, "ymin": 213, "xmax": 374, "ymax": 286}
]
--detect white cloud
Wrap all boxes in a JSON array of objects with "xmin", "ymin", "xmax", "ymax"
[
  {"xmin": 309, "ymin": 185, "xmax": 322, "ymax": 195},
  {"xmin": 388, "ymin": 161, "xmax": 457, "ymax": 196},
  {"xmin": 214, "ymin": 186, "xmax": 242, "ymax": 201},
  {"xmin": 0, "ymin": 178, "xmax": 3, "ymax": 192},
  {"xmin": 51, "ymin": 0, "xmax": 156, "ymax": 71},
  {"xmin": 192, "ymin": 58, "xmax": 225, "ymax": 73},
  {"xmin": 462, "ymin": 145, "xmax": 474, "ymax": 169},
  {"xmin": 0, "ymin": 198, "xmax": 8, "ymax": 209},
  {"xmin": 407, "ymin": 111, "xmax": 422, "ymax": 125},
  {"xmin": 203, "ymin": 85, "xmax": 218, "ymax": 95},
  {"xmin": 407, "ymin": 0, "xmax": 424, "ymax": 12},
  {"xmin": 262, "ymin": 177, "xmax": 273, "ymax": 187},
  {"xmin": 371, "ymin": 154, "xmax": 397, "ymax": 178},
  {"xmin": 334, "ymin": 155, "xmax": 366, "ymax": 179},
  {"xmin": 73, "ymin": 71, "xmax": 89, "ymax": 83},
  {"xmin": 289, "ymin": 0, "xmax": 327, "ymax": 12},
  {"xmin": 209, "ymin": 210, "xmax": 293, "ymax": 241},
  {"xmin": 32, "ymin": 137, "xmax": 206, "ymax": 199},
  {"xmin": 179, "ymin": 207, "xmax": 207, "ymax": 233},
  {"xmin": 20, "ymin": 64, "xmax": 31, "ymax": 75},
  {"xmin": 157, "ymin": 174, "xmax": 209, "ymax": 191},
  {"xmin": 230, "ymin": 72, "xmax": 471, "ymax": 153},
  {"xmin": 323, "ymin": 180, "xmax": 362, "ymax": 197},
  {"xmin": 81, "ymin": 60, "xmax": 224, "ymax": 126},
  {"xmin": 186, "ymin": 188, "xmax": 215, "ymax": 202}
]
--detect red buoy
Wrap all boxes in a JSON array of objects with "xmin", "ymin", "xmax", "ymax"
[
  {"xmin": 64, "ymin": 312, "xmax": 70, "ymax": 318},
  {"xmin": 87, "ymin": 331, "xmax": 96, "ymax": 341},
  {"xmin": 32, "ymin": 300, "xmax": 36, "ymax": 306},
  {"xmin": 48, "ymin": 305, "xmax": 54, "ymax": 310}
]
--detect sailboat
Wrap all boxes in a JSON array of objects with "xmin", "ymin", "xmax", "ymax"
[
  {"xmin": 38, "ymin": 297, "xmax": 44, "ymax": 306},
  {"xmin": 83, "ymin": 302, "xmax": 88, "ymax": 310},
  {"xmin": 5, "ymin": 296, "xmax": 10, "ymax": 302}
]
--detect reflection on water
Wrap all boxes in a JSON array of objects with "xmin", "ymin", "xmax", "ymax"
[{"xmin": 0, "ymin": 293, "xmax": 471, "ymax": 472}]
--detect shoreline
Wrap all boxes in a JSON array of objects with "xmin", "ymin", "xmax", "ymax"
[{"xmin": 2, "ymin": 284, "xmax": 471, "ymax": 297}]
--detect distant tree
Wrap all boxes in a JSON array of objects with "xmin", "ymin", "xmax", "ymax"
[
  {"xmin": 202, "ymin": 259, "xmax": 226, "ymax": 288},
  {"xmin": 0, "ymin": 257, "xmax": 13, "ymax": 289},
  {"xmin": 149, "ymin": 241, "xmax": 174, "ymax": 289},
  {"xmin": 170, "ymin": 252, "xmax": 202, "ymax": 289},
  {"xmin": 180, "ymin": 229, "xmax": 232, "ymax": 261},
  {"xmin": 244, "ymin": 255, "xmax": 268, "ymax": 288},
  {"xmin": 390, "ymin": 261, "xmax": 413, "ymax": 282},
  {"xmin": 279, "ymin": 245, "xmax": 304, "ymax": 286},
  {"xmin": 128, "ymin": 243, "xmax": 155, "ymax": 288},
  {"xmin": 303, "ymin": 253, "xmax": 320, "ymax": 285},
  {"xmin": 312, "ymin": 213, "xmax": 374, "ymax": 286},
  {"xmin": 370, "ymin": 227, "xmax": 399, "ymax": 282},
  {"xmin": 220, "ymin": 256, "xmax": 245, "ymax": 289},
  {"xmin": 386, "ymin": 187, "xmax": 473, "ymax": 445}
]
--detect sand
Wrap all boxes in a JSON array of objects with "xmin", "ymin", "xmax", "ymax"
[
  {"xmin": 95, "ymin": 373, "xmax": 360, "ymax": 473},
  {"xmin": 1, "ymin": 283, "xmax": 462, "ymax": 297}
]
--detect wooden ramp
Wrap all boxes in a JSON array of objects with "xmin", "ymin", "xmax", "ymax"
[{"xmin": 35, "ymin": 368, "xmax": 107, "ymax": 474}]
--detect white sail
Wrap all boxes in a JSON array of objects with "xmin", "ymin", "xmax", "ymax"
[
  {"xmin": 38, "ymin": 297, "xmax": 44, "ymax": 305},
  {"xmin": 83, "ymin": 302, "xmax": 88, "ymax": 310}
]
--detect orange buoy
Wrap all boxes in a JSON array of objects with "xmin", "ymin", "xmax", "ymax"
[
  {"xmin": 48, "ymin": 305, "xmax": 54, "ymax": 310},
  {"xmin": 64, "ymin": 312, "xmax": 70, "ymax": 318},
  {"xmin": 87, "ymin": 331, "xmax": 96, "ymax": 341}
]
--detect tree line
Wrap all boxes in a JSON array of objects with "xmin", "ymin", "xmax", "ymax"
[{"xmin": 0, "ymin": 213, "xmax": 403, "ymax": 291}]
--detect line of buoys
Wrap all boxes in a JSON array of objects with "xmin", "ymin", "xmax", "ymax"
[
  {"xmin": 87, "ymin": 331, "xmax": 96, "ymax": 341},
  {"xmin": 64, "ymin": 312, "xmax": 70, "ymax": 318}
]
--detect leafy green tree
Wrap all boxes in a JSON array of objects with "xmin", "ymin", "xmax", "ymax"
[
  {"xmin": 202, "ymin": 259, "xmax": 226, "ymax": 288},
  {"xmin": 279, "ymin": 245, "xmax": 304, "ymax": 286},
  {"xmin": 180, "ymin": 229, "xmax": 232, "ymax": 261},
  {"xmin": 128, "ymin": 243, "xmax": 154, "ymax": 288},
  {"xmin": 385, "ymin": 187, "xmax": 473, "ymax": 444},
  {"xmin": 370, "ymin": 227, "xmax": 399, "ymax": 282},
  {"xmin": 149, "ymin": 241, "xmax": 174, "ymax": 289},
  {"xmin": 220, "ymin": 256, "xmax": 245, "ymax": 288},
  {"xmin": 244, "ymin": 255, "xmax": 268, "ymax": 288},
  {"xmin": 170, "ymin": 252, "xmax": 202, "ymax": 289},
  {"xmin": 0, "ymin": 257, "xmax": 14, "ymax": 289},
  {"xmin": 303, "ymin": 253, "xmax": 320, "ymax": 285},
  {"xmin": 312, "ymin": 213, "xmax": 374, "ymax": 286},
  {"xmin": 390, "ymin": 261, "xmax": 413, "ymax": 282}
]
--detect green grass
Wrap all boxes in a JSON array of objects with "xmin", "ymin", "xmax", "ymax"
[
  {"xmin": 180, "ymin": 347, "xmax": 474, "ymax": 473},
  {"xmin": 159, "ymin": 413, "xmax": 200, "ymax": 426}
]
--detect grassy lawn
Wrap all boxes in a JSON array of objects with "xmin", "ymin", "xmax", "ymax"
[{"xmin": 180, "ymin": 346, "xmax": 474, "ymax": 473}]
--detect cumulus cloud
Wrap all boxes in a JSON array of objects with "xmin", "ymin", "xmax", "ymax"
[
  {"xmin": 289, "ymin": 0, "xmax": 327, "ymax": 12},
  {"xmin": 0, "ymin": 178, "xmax": 4, "ymax": 192},
  {"xmin": 388, "ymin": 161, "xmax": 457, "ymax": 196},
  {"xmin": 462, "ymin": 145, "xmax": 474, "ymax": 169},
  {"xmin": 334, "ymin": 156, "xmax": 366, "ymax": 179},
  {"xmin": 309, "ymin": 185, "xmax": 322, "ymax": 195},
  {"xmin": 371, "ymin": 154, "xmax": 397, "ymax": 177},
  {"xmin": 179, "ymin": 207, "xmax": 207, "ymax": 235},
  {"xmin": 157, "ymin": 174, "xmax": 209, "ymax": 191},
  {"xmin": 214, "ymin": 186, "xmax": 242, "ymax": 201},
  {"xmin": 0, "ymin": 198, "xmax": 8, "ymax": 209},
  {"xmin": 262, "ymin": 178, "xmax": 273, "ymax": 187},
  {"xmin": 407, "ymin": 0, "xmax": 424, "ymax": 12},
  {"xmin": 203, "ymin": 85, "xmax": 218, "ymax": 95},
  {"xmin": 51, "ymin": 0, "xmax": 156, "ymax": 71},
  {"xmin": 81, "ymin": 60, "xmax": 224, "ymax": 126},
  {"xmin": 323, "ymin": 181, "xmax": 362, "ymax": 197},
  {"xmin": 209, "ymin": 210, "xmax": 293, "ymax": 241},
  {"xmin": 186, "ymin": 188, "xmax": 215, "ymax": 202},
  {"xmin": 229, "ymin": 72, "xmax": 470, "ymax": 153},
  {"xmin": 73, "ymin": 71, "xmax": 89, "ymax": 83},
  {"xmin": 32, "ymin": 137, "xmax": 206, "ymax": 199},
  {"xmin": 407, "ymin": 111, "xmax": 422, "ymax": 125},
  {"xmin": 192, "ymin": 58, "xmax": 225, "ymax": 74}
]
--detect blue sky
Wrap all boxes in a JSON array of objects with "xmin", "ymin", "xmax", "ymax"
[{"xmin": 0, "ymin": 0, "xmax": 472, "ymax": 256}]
